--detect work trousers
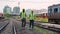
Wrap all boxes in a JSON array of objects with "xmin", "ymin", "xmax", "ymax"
[
  {"xmin": 29, "ymin": 20, "xmax": 34, "ymax": 29},
  {"xmin": 21, "ymin": 18, "xmax": 26, "ymax": 27}
]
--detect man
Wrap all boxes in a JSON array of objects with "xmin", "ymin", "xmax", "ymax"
[
  {"xmin": 21, "ymin": 9, "xmax": 26, "ymax": 28},
  {"xmin": 29, "ymin": 10, "xmax": 35, "ymax": 30}
]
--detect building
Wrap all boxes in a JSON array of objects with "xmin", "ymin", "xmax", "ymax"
[
  {"xmin": 40, "ymin": 9, "xmax": 48, "ymax": 14},
  {"xmin": 3, "ymin": 5, "xmax": 12, "ymax": 14},
  {"xmin": 26, "ymin": 9, "xmax": 48, "ymax": 17},
  {"xmin": 26, "ymin": 9, "xmax": 41, "ymax": 17},
  {"xmin": 13, "ymin": 7, "xmax": 20, "ymax": 15},
  {"xmin": 26, "ymin": 9, "xmax": 31, "ymax": 17}
]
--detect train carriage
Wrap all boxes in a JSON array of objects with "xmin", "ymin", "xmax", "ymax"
[
  {"xmin": 48, "ymin": 4, "xmax": 60, "ymax": 24},
  {"xmin": 0, "ymin": 13, "xmax": 4, "ymax": 19}
]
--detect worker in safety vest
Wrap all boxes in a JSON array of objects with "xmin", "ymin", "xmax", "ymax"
[
  {"xmin": 29, "ymin": 10, "xmax": 35, "ymax": 30},
  {"xmin": 21, "ymin": 9, "xmax": 26, "ymax": 28}
]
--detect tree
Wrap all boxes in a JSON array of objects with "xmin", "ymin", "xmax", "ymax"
[{"xmin": 4, "ymin": 13, "xmax": 11, "ymax": 18}]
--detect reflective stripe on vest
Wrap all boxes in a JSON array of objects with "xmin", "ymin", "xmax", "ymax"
[
  {"xmin": 21, "ymin": 12, "xmax": 26, "ymax": 18},
  {"xmin": 30, "ymin": 13, "xmax": 34, "ymax": 20}
]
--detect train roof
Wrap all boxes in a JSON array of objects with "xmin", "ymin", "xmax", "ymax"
[{"xmin": 48, "ymin": 4, "xmax": 60, "ymax": 8}]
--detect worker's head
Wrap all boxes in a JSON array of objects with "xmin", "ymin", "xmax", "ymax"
[
  {"xmin": 31, "ymin": 10, "xmax": 34, "ymax": 13},
  {"xmin": 22, "ymin": 9, "xmax": 25, "ymax": 12}
]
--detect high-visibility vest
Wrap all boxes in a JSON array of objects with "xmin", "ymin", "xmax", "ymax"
[
  {"xmin": 21, "ymin": 12, "xmax": 26, "ymax": 18},
  {"xmin": 30, "ymin": 13, "xmax": 34, "ymax": 20}
]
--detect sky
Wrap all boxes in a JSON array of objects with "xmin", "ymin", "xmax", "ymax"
[{"xmin": 0, "ymin": 0, "xmax": 60, "ymax": 13}]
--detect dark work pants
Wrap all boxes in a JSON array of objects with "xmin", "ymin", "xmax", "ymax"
[
  {"xmin": 21, "ymin": 18, "xmax": 26, "ymax": 27},
  {"xmin": 29, "ymin": 20, "xmax": 34, "ymax": 29}
]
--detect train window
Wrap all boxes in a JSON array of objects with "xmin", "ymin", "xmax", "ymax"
[
  {"xmin": 49, "ymin": 8, "xmax": 52, "ymax": 13},
  {"xmin": 54, "ymin": 8, "xmax": 58, "ymax": 13},
  {"xmin": 50, "ymin": 8, "xmax": 52, "ymax": 11}
]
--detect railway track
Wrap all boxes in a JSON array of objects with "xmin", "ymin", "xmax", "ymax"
[
  {"xmin": 12, "ymin": 19, "xmax": 42, "ymax": 34},
  {"xmin": 0, "ymin": 22, "xmax": 9, "ymax": 31},
  {"xmin": 35, "ymin": 23, "xmax": 60, "ymax": 33},
  {"xmin": 2, "ymin": 18, "xmax": 58, "ymax": 34},
  {"xmin": 0, "ymin": 21, "xmax": 9, "ymax": 33},
  {"xmin": 0, "ymin": 19, "xmax": 14, "ymax": 34},
  {"xmin": 13, "ymin": 25, "xmax": 17, "ymax": 34}
]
